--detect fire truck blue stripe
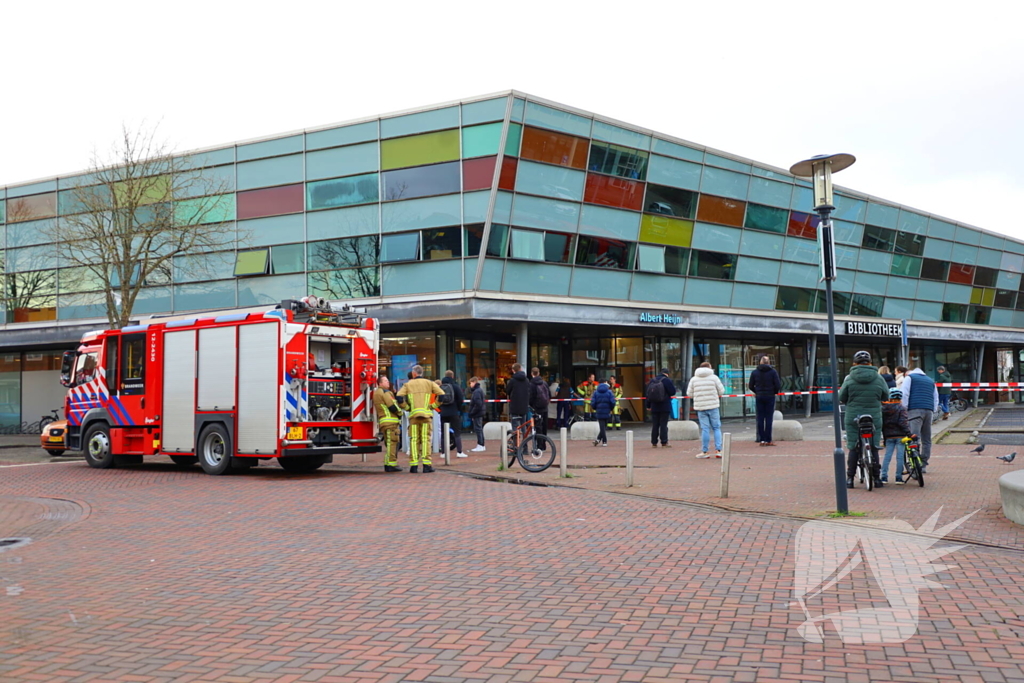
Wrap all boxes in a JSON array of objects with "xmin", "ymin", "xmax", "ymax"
[{"xmin": 112, "ymin": 397, "xmax": 135, "ymax": 426}]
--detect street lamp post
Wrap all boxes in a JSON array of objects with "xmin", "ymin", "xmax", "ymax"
[{"xmin": 790, "ymin": 153, "xmax": 856, "ymax": 515}]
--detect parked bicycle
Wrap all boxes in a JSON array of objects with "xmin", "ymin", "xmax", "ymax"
[
  {"xmin": 504, "ymin": 415, "xmax": 557, "ymax": 472},
  {"xmin": 38, "ymin": 408, "xmax": 61, "ymax": 434},
  {"xmin": 855, "ymin": 414, "xmax": 881, "ymax": 491},
  {"xmin": 900, "ymin": 435, "xmax": 925, "ymax": 487}
]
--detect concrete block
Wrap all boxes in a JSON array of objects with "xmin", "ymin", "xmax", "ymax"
[
  {"xmin": 570, "ymin": 421, "xmax": 599, "ymax": 440},
  {"xmin": 774, "ymin": 410, "xmax": 784, "ymax": 422},
  {"xmin": 668, "ymin": 420, "xmax": 699, "ymax": 441},
  {"xmin": 772, "ymin": 419, "xmax": 804, "ymax": 442},
  {"xmin": 999, "ymin": 470, "xmax": 1024, "ymax": 525},
  {"xmin": 482, "ymin": 421, "xmax": 511, "ymax": 441}
]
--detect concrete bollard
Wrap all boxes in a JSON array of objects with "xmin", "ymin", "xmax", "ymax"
[
  {"xmin": 626, "ymin": 430, "xmax": 634, "ymax": 487},
  {"xmin": 443, "ymin": 426, "xmax": 450, "ymax": 466},
  {"xmin": 720, "ymin": 432, "xmax": 732, "ymax": 498},
  {"xmin": 560, "ymin": 427, "xmax": 568, "ymax": 478},
  {"xmin": 499, "ymin": 424, "xmax": 509, "ymax": 470}
]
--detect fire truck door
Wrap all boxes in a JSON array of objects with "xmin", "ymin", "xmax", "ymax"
[
  {"xmin": 113, "ymin": 333, "xmax": 147, "ymax": 425},
  {"xmin": 162, "ymin": 330, "xmax": 197, "ymax": 452}
]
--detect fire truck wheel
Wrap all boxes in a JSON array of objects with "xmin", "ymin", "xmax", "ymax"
[
  {"xmin": 169, "ymin": 455, "xmax": 199, "ymax": 467},
  {"xmin": 197, "ymin": 424, "xmax": 234, "ymax": 476},
  {"xmin": 277, "ymin": 456, "xmax": 325, "ymax": 473},
  {"xmin": 83, "ymin": 423, "xmax": 115, "ymax": 469}
]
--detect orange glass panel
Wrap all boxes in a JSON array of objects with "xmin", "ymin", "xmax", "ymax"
[
  {"xmin": 463, "ymin": 157, "xmax": 496, "ymax": 192},
  {"xmin": 788, "ymin": 211, "xmax": 820, "ymax": 238},
  {"xmin": 499, "ymin": 157, "xmax": 517, "ymax": 191},
  {"xmin": 6, "ymin": 193, "xmax": 57, "ymax": 222},
  {"xmin": 520, "ymin": 126, "xmax": 589, "ymax": 169},
  {"xmin": 583, "ymin": 174, "xmax": 643, "ymax": 211},
  {"xmin": 948, "ymin": 263, "xmax": 975, "ymax": 285},
  {"xmin": 695, "ymin": 194, "xmax": 745, "ymax": 227}
]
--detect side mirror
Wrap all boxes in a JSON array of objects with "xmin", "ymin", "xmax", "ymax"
[{"xmin": 60, "ymin": 350, "xmax": 77, "ymax": 388}]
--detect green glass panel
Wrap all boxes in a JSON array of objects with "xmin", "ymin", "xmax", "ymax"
[
  {"xmin": 743, "ymin": 204, "xmax": 787, "ymax": 233},
  {"xmin": 306, "ymin": 173, "xmax": 380, "ymax": 211},
  {"xmin": 271, "ymin": 244, "xmax": 304, "ymax": 274},
  {"xmin": 380, "ymin": 129, "xmax": 460, "ymax": 170},
  {"xmin": 462, "ymin": 123, "xmax": 502, "ymax": 159},
  {"xmin": 890, "ymin": 254, "xmax": 922, "ymax": 278},
  {"xmin": 234, "ymin": 249, "xmax": 268, "ymax": 276},
  {"xmin": 505, "ymin": 123, "xmax": 522, "ymax": 157},
  {"xmin": 175, "ymin": 194, "xmax": 235, "ymax": 225}
]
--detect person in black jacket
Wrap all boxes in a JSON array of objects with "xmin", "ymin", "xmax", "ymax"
[
  {"xmin": 645, "ymin": 368, "xmax": 677, "ymax": 448},
  {"xmin": 528, "ymin": 367, "xmax": 550, "ymax": 443},
  {"xmin": 507, "ymin": 363, "xmax": 531, "ymax": 436},
  {"xmin": 439, "ymin": 371, "xmax": 466, "ymax": 458},
  {"xmin": 748, "ymin": 356, "xmax": 782, "ymax": 446},
  {"xmin": 468, "ymin": 376, "xmax": 486, "ymax": 452},
  {"xmin": 590, "ymin": 379, "xmax": 616, "ymax": 446}
]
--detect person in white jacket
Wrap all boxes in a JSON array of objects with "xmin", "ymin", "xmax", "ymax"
[{"xmin": 686, "ymin": 362, "xmax": 726, "ymax": 458}]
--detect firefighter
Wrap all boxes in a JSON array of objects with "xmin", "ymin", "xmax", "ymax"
[
  {"xmin": 577, "ymin": 373, "xmax": 597, "ymax": 421},
  {"xmin": 373, "ymin": 374, "xmax": 402, "ymax": 472},
  {"xmin": 609, "ymin": 374, "xmax": 623, "ymax": 430},
  {"xmin": 397, "ymin": 364, "xmax": 445, "ymax": 473}
]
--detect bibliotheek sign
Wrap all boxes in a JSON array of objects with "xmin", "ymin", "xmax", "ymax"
[{"xmin": 844, "ymin": 321, "xmax": 901, "ymax": 337}]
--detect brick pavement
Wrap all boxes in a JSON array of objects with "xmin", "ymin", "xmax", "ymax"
[{"xmin": 2, "ymin": 460, "xmax": 1024, "ymax": 682}]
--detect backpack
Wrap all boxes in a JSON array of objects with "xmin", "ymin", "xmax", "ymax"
[
  {"xmin": 438, "ymin": 383, "xmax": 455, "ymax": 405},
  {"xmin": 534, "ymin": 381, "xmax": 551, "ymax": 409},
  {"xmin": 646, "ymin": 377, "xmax": 666, "ymax": 403}
]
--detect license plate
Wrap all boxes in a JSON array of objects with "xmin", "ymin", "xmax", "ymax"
[
  {"xmin": 287, "ymin": 426, "xmax": 303, "ymax": 440},
  {"xmin": 47, "ymin": 436, "xmax": 62, "ymax": 443}
]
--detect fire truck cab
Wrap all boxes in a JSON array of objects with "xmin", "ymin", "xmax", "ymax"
[{"xmin": 59, "ymin": 297, "xmax": 381, "ymax": 474}]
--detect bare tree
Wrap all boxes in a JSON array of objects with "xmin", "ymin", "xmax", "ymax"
[
  {"xmin": 42, "ymin": 125, "xmax": 235, "ymax": 328},
  {"xmin": 307, "ymin": 235, "xmax": 380, "ymax": 299}
]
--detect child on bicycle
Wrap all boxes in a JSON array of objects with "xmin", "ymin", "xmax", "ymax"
[{"xmin": 880, "ymin": 387, "xmax": 913, "ymax": 485}]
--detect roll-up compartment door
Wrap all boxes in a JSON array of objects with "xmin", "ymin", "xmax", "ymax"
[
  {"xmin": 162, "ymin": 330, "xmax": 196, "ymax": 452},
  {"xmin": 198, "ymin": 326, "xmax": 237, "ymax": 411},
  {"xmin": 237, "ymin": 322, "xmax": 279, "ymax": 454}
]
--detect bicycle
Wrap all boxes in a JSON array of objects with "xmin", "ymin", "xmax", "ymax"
[
  {"xmin": 855, "ymin": 414, "xmax": 880, "ymax": 491},
  {"xmin": 504, "ymin": 415, "xmax": 557, "ymax": 472},
  {"xmin": 38, "ymin": 408, "xmax": 61, "ymax": 434},
  {"xmin": 900, "ymin": 435, "xmax": 925, "ymax": 487},
  {"xmin": 950, "ymin": 392, "xmax": 968, "ymax": 412}
]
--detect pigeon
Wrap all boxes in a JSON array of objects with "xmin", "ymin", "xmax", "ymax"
[
  {"xmin": 997, "ymin": 452, "xmax": 1017, "ymax": 464},
  {"xmin": 970, "ymin": 444, "xmax": 985, "ymax": 454}
]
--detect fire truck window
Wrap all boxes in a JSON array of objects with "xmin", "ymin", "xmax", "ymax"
[
  {"xmin": 74, "ymin": 352, "xmax": 99, "ymax": 386},
  {"xmin": 120, "ymin": 334, "xmax": 146, "ymax": 395},
  {"xmin": 105, "ymin": 338, "xmax": 118, "ymax": 392}
]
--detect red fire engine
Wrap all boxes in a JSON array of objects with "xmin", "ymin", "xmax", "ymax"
[{"xmin": 59, "ymin": 297, "xmax": 381, "ymax": 474}]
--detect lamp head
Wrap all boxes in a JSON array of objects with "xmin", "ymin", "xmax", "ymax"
[{"xmin": 789, "ymin": 153, "xmax": 856, "ymax": 211}]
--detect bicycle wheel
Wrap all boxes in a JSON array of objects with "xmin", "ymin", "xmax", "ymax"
[
  {"xmin": 517, "ymin": 434, "xmax": 556, "ymax": 473},
  {"xmin": 910, "ymin": 456, "xmax": 924, "ymax": 487},
  {"xmin": 952, "ymin": 398, "xmax": 967, "ymax": 412},
  {"xmin": 39, "ymin": 417, "xmax": 55, "ymax": 434},
  {"xmin": 860, "ymin": 442, "xmax": 873, "ymax": 491}
]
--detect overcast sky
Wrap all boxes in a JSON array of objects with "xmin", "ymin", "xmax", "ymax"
[{"xmin": 3, "ymin": 2, "xmax": 1022, "ymax": 239}]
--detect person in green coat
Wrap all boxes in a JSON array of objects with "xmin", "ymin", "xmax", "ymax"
[
  {"xmin": 838, "ymin": 350, "xmax": 890, "ymax": 488},
  {"xmin": 935, "ymin": 366, "xmax": 952, "ymax": 418}
]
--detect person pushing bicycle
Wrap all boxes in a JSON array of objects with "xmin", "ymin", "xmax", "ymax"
[{"xmin": 838, "ymin": 350, "xmax": 889, "ymax": 489}]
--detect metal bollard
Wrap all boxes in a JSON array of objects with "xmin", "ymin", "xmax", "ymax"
[
  {"xmin": 719, "ymin": 432, "xmax": 732, "ymax": 498},
  {"xmin": 443, "ymin": 425, "xmax": 450, "ymax": 466},
  {"xmin": 499, "ymin": 424, "xmax": 509, "ymax": 470},
  {"xmin": 560, "ymin": 427, "xmax": 568, "ymax": 478},
  {"xmin": 626, "ymin": 430, "xmax": 634, "ymax": 487}
]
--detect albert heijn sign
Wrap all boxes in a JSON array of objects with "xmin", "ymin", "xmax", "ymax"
[{"xmin": 843, "ymin": 321, "xmax": 902, "ymax": 337}]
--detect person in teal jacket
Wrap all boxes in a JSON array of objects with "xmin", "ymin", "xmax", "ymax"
[{"xmin": 838, "ymin": 350, "xmax": 890, "ymax": 488}]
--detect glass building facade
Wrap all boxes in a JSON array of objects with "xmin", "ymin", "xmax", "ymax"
[{"xmin": 2, "ymin": 90, "xmax": 1023, "ymax": 425}]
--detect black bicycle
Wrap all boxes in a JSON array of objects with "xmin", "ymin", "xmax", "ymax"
[
  {"xmin": 38, "ymin": 408, "xmax": 61, "ymax": 434},
  {"xmin": 504, "ymin": 416, "xmax": 557, "ymax": 472},
  {"xmin": 856, "ymin": 414, "xmax": 880, "ymax": 491}
]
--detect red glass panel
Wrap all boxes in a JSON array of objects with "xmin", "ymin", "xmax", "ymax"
[
  {"xmin": 236, "ymin": 184, "xmax": 304, "ymax": 220},
  {"xmin": 788, "ymin": 211, "xmax": 820, "ymax": 238},
  {"xmin": 463, "ymin": 157, "xmax": 496, "ymax": 191},
  {"xmin": 695, "ymin": 195, "xmax": 746, "ymax": 227},
  {"xmin": 520, "ymin": 127, "xmax": 589, "ymax": 169},
  {"xmin": 948, "ymin": 264, "xmax": 975, "ymax": 284},
  {"xmin": 583, "ymin": 174, "xmax": 643, "ymax": 211},
  {"xmin": 499, "ymin": 157, "xmax": 517, "ymax": 191},
  {"xmin": 6, "ymin": 193, "xmax": 57, "ymax": 222}
]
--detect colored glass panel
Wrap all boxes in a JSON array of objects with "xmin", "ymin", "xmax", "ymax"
[
  {"xmin": 890, "ymin": 254, "xmax": 923, "ymax": 278},
  {"xmin": 499, "ymin": 157, "xmax": 517, "ymax": 191},
  {"xmin": 307, "ymin": 173, "xmax": 379, "ymax": 210},
  {"xmin": 236, "ymin": 184, "xmax": 304, "ymax": 220},
  {"xmin": 463, "ymin": 157, "xmax": 495, "ymax": 192},
  {"xmin": 380, "ymin": 129, "xmax": 460, "ymax": 170},
  {"xmin": 588, "ymin": 142, "xmax": 648, "ymax": 180},
  {"xmin": 234, "ymin": 249, "xmax": 269, "ymax": 276},
  {"xmin": 644, "ymin": 184, "xmax": 696, "ymax": 219},
  {"xmin": 175, "ymin": 194, "xmax": 236, "ymax": 226},
  {"xmin": 583, "ymin": 174, "xmax": 643, "ymax": 211},
  {"xmin": 695, "ymin": 195, "xmax": 744, "ymax": 227},
  {"xmin": 383, "ymin": 161, "xmax": 460, "ymax": 201},
  {"xmin": 744, "ymin": 204, "xmax": 788, "ymax": 233},
  {"xmin": 787, "ymin": 211, "xmax": 819, "ymax": 238},
  {"xmin": 462, "ymin": 122, "xmax": 503, "ymax": 158},
  {"xmin": 6, "ymin": 193, "xmax": 56, "ymax": 222},
  {"xmin": 948, "ymin": 263, "xmax": 975, "ymax": 284},
  {"xmin": 520, "ymin": 126, "xmax": 589, "ymax": 169}
]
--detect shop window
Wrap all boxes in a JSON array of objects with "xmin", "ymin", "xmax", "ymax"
[
  {"xmin": 307, "ymin": 236, "xmax": 379, "ymax": 271},
  {"xmin": 995, "ymin": 289, "xmax": 1016, "ymax": 308},
  {"xmin": 974, "ymin": 265, "xmax": 998, "ymax": 287},
  {"xmin": 920, "ymin": 258, "xmax": 949, "ymax": 281},
  {"xmin": 6, "ymin": 193, "xmax": 57, "ymax": 222},
  {"xmin": 307, "ymin": 266, "xmax": 380, "ymax": 300},
  {"xmin": 464, "ymin": 224, "xmax": 509, "ymax": 258},
  {"xmin": 380, "ymin": 129, "xmax": 460, "ymax": 171},
  {"xmin": 744, "ymin": 204, "xmax": 788, "ymax": 234},
  {"xmin": 644, "ymin": 184, "xmax": 697, "ymax": 219},
  {"xmin": 894, "ymin": 230, "xmax": 925, "ymax": 256},
  {"xmin": 383, "ymin": 161, "xmax": 460, "ymax": 201},
  {"xmin": 234, "ymin": 249, "xmax": 269, "ymax": 276},
  {"xmin": 787, "ymin": 211, "xmax": 820, "ymax": 239},
  {"xmin": 775, "ymin": 286, "xmax": 817, "ymax": 312},
  {"xmin": 942, "ymin": 302, "xmax": 967, "ymax": 323},
  {"xmin": 948, "ymin": 263, "xmax": 975, "ymax": 285},
  {"xmin": 236, "ymin": 184, "xmax": 304, "ymax": 220},
  {"xmin": 119, "ymin": 334, "xmax": 146, "ymax": 395},
  {"xmin": 588, "ymin": 141, "xmax": 648, "ymax": 180},
  {"xmin": 862, "ymin": 225, "xmax": 896, "ymax": 251},
  {"xmin": 890, "ymin": 254, "xmax": 922, "ymax": 278},
  {"xmin": 306, "ymin": 173, "xmax": 379, "ymax": 210},
  {"xmin": 815, "ymin": 290, "xmax": 851, "ymax": 315},
  {"xmin": 520, "ymin": 126, "xmax": 589, "ymax": 169},
  {"xmin": 379, "ymin": 332, "xmax": 437, "ymax": 387},
  {"xmin": 380, "ymin": 232, "xmax": 420, "ymax": 263},
  {"xmin": 583, "ymin": 174, "xmax": 644, "ymax": 211},
  {"xmin": 688, "ymin": 250, "xmax": 735, "ymax": 280},
  {"xmin": 422, "ymin": 227, "xmax": 461, "ymax": 260},
  {"xmin": 695, "ymin": 195, "xmax": 745, "ymax": 227},
  {"xmin": 575, "ymin": 235, "xmax": 635, "ymax": 270},
  {"xmin": 850, "ymin": 294, "xmax": 883, "ymax": 317}
]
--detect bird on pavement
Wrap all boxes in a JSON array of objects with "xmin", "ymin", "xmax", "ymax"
[
  {"xmin": 996, "ymin": 452, "xmax": 1017, "ymax": 464},
  {"xmin": 970, "ymin": 444, "xmax": 985, "ymax": 454}
]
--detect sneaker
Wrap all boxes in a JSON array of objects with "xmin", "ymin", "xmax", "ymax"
[
  {"xmin": 714, "ymin": 452, "xmax": 722, "ymax": 459},
  {"xmin": 471, "ymin": 445, "xmax": 486, "ymax": 452},
  {"xmin": 697, "ymin": 452, "xmax": 711, "ymax": 459},
  {"xmin": 895, "ymin": 478, "xmax": 905, "ymax": 485},
  {"xmin": 456, "ymin": 452, "xmax": 467, "ymax": 458},
  {"xmin": 880, "ymin": 477, "xmax": 888, "ymax": 484},
  {"xmin": 601, "ymin": 442, "xmax": 608, "ymax": 447}
]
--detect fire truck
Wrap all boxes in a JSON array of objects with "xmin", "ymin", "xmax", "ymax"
[{"xmin": 59, "ymin": 297, "xmax": 381, "ymax": 475}]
